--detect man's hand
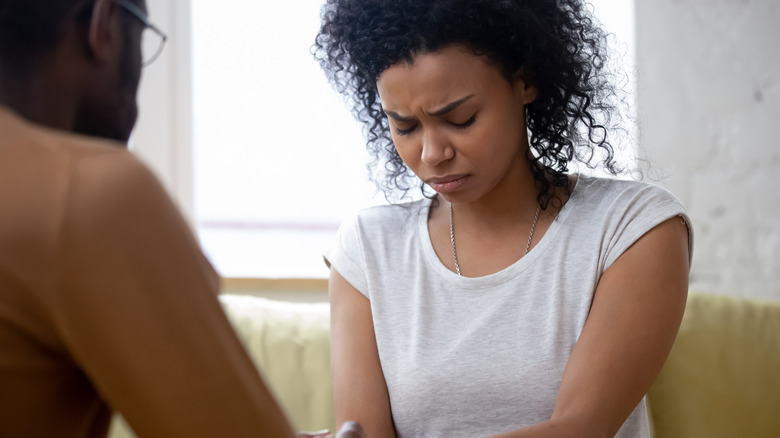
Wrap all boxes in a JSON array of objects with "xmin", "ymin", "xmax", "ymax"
[
  {"xmin": 334, "ymin": 421, "xmax": 365, "ymax": 437},
  {"xmin": 298, "ymin": 421, "xmax": 365, "ymax": 438}
]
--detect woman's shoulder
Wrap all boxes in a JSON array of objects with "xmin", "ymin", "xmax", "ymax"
[
  {"xmin": 565, "ymin": 174, "xmax": 690, "ymax": 241},
  {"xmin": 573, "ymin": 175, "xmax": 684, "ymax": 209},
  {"xmin": 568, "ymin": 175, "xmax": 692, "ymax": 264},
  {"xmin": 327, "ymin": 198, "xmax": 430, "ymax": 285},
  {"xmin": 345, "ymin": 197, "xmax": 430, "ymax": 232}
]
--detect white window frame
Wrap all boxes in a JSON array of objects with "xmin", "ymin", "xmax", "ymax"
[{"xmin": 131, "ymin": 0, "xmax": 194, "ymax": 223}]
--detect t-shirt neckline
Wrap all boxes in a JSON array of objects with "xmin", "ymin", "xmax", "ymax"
[{"xmin": 417, "ymin": 175, "xmax": 586, "ymax": 288}]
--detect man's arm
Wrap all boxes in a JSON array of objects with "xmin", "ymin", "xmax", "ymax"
[{"xmin": 54, "ymin": 151, "xmax": 295, "ymax": 438}]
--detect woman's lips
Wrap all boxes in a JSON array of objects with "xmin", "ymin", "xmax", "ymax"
[{"xmin": 426, "ymin": 175, "xmax": 469, "ymax": 193}]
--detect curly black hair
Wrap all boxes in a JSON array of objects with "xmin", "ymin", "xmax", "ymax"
[{"xmin": 314, "ymin": 0, "xmax": 627, "ymax": 208}]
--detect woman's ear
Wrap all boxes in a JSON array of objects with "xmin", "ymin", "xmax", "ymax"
[
  {"xmin": 513, "ymin": 67, "xmax": 539, "ymax": 105},
  {"xmin": 86, "ymin": 0, "xmax": 121, "ymax": 65}
]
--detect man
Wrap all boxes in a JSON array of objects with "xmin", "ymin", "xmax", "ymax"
[{"xmin": 0, "ymin": 1, "xmax": 359, "ymax": 437}]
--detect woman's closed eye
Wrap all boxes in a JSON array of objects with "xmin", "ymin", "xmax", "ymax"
[
  {"xmin": 394, "ymin": 124, "xmax": 417, "ymax": 136},
  {"xmin": 450, "ymin": 114, "xmax": 477, "ymax": 130},
  {"xmin": 392, "ymin": 113, "xmax": 476, "ymax": 136}
]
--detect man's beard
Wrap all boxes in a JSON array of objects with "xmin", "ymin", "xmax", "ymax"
[{"xmin": 72, "ymin": 22, "xmax": 141, "ymax": 143}]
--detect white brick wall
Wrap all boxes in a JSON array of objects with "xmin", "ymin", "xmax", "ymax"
[{"xmin": 636, "ymin": 0, "xmax": 780, "ymax": 300}]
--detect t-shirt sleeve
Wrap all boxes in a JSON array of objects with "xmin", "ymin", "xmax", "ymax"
[
  {"xmin": 602, "ymin": 182, "xmax": 694, "ymax": 272},
  {"xmin": 323, "ymin": 213, "xmax": 370, "ymax": 298},
  {"xmin": 52, "ymin": 152, "xmax": 293, "ymax": 438}
]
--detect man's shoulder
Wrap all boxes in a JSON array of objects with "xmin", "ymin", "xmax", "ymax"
[
  {"xmin": 0, "ymin": 107, "xmax": 163, "ymax": 217},
  {"xmin": 33, "ymin": 122, "xmax": 131, "ymax": 166},
  {"xmin": 32, "ymin": 128, "xmax": 161, "ymax": 213},
  {"xmin": 0, "ymin": 108, "xmax": 175, "ymax": 234},
  {"xmin": 0, "ymin": 109, "xmax": 181, "ymax": 283}
]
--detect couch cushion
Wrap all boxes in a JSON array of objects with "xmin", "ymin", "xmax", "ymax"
[
  {"xmin": 219, "ymin": 295, "xmax": 334, "ymax": 433},
  {"xmin": 647, "ymin": 293, "xmax": 780, "ymax": 437}
]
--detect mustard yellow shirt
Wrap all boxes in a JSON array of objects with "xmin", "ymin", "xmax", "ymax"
[{"xmin": 0, "ymin": 107, "xmax": 293, "ymax": 438}]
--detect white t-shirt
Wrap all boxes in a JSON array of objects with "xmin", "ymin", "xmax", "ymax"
[{"xmin": 325, "ymin": 175, "xmax": 693, "ymax": 438}]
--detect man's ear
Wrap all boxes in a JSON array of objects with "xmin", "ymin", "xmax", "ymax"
[
  {"xmin": 86, "ymin": 0, "xmax": 121, "ymax": 64},
  {"xmin": 513, "ymin": 67, "xmax": 539, "ymax": 105}
]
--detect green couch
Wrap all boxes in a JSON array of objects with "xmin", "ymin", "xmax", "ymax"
[{"xmin": 110, "ymin": 292, "xmax": 780, "ymax": 437}]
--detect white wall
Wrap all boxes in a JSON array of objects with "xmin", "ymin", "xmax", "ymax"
[{"xmin": 636, "ymin": 0, "xmax": 780, "ymax": 300}]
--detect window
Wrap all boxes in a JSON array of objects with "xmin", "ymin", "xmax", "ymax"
[
  {"xmin": 191, "ymin": 0, "xmax": 389, "ymax": 278},
  {"xmin": 133, "ymin": 0, "xmax": 636, "ymax": 280}
]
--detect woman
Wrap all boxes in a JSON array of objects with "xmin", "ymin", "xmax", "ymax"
[{"xmin": 316, "ymin": 1, "xmax": 692, "ymax": 436}]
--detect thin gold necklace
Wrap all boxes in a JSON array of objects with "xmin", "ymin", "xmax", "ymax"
[{"xmin": 449, "ymin": 203, "xmax": 541, "ymax": 276}]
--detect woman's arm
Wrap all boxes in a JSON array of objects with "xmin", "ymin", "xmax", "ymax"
[
  {"xmin": 491, "ymin": 216, "xmax": 691, "ymax": 438},
  {"xmin": 330, "ymin": 268, "xmax": 396, "ymax": 438}
]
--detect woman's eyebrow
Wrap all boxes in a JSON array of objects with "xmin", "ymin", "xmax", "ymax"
[
  {"xmin": 427, "ymin": 95, "xmax": 474, "ymax": 117},
  {"xmin": 384, "ymin": 109, "xmax": 415, "ymax": 122},
  {"xmin": 383, "ymin": 95, "xmax": 475, "ymax": 121}
]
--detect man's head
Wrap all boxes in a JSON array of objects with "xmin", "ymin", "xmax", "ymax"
[{"xmin": 0, "ymin": 0, "xmax": 150, "ymax": 142}]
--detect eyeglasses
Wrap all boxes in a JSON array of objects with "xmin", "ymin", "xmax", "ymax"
[{"xmin": 117, "ymin": 0, "xmax": 168, "ymax": 66}]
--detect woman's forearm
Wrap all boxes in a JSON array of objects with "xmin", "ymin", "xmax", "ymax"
[{"xmin": 488, "ymin": 418, "xmax": 609, "ymax": 438}]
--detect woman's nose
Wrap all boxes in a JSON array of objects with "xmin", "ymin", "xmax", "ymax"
[{"xmin": 420, "ymin": 129, "xmax": 454, "ymax": 167}]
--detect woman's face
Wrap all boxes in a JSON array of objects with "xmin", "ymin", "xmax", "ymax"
[{"xmin": 376, "ymin": 45, "xmax": 537, "ymax": 204}]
